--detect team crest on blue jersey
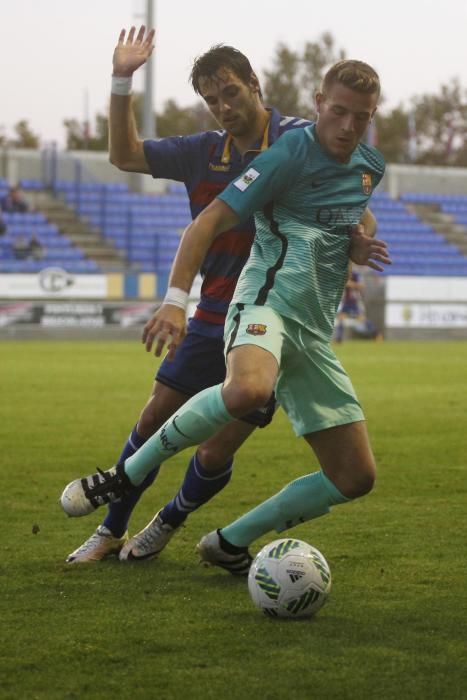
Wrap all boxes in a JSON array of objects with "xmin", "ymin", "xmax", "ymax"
[
  {"xmin": 234, "ymin": 167, "xmax": 260, "ymax": 192},
  {"xmin": 246, "ymin": 323, "xmax": 267, "ymax": 336},
  {"xmin": 362, "ymin": 173, "xmax": 372, "ymax": 194}
]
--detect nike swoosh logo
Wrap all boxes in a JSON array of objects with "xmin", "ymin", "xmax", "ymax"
[{"xmin": 311, "ymin": 181, "xmax": 322, "ymax": 189}]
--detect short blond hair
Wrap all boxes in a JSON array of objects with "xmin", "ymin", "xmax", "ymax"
[{"xmin": 322, "ymin": 60, "xmax": 380, "ymax": 99}]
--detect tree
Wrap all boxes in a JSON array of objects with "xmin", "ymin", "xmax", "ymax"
[
  {"xmin": 51, "ymin": 37, "xmax": 464, "ymax": 165},
  {"xmin": 374, "ymin": 108, "xmax": 411, "ymax": 164},
  {"xmin": 374, "ymin": 78, "xmax": 467, "ymax": 165},
  {"xmin": 62, "ymin": 93, "xmax": 216, "ymax": 150},
  {"xmin": 63, "ymin": 113, "xmax": 108, "ymax": 151},
  {"xmin": 262, "ymin": 33, "xmax": 345, "ymax": 117},
  {"xmin": 156, "ymin": 99, "xmax": 216, "ymax": 136},
  {"xmin": 11, "ymin": 120, "xmax": 40, "ymax": 149},
  {"xmin": 409, "ymin": 79, "xmax": 467, "ymax": 166}
]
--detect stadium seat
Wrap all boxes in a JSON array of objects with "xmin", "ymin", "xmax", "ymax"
[
  {"xmin": 369, "ymin": 192, "xmax": 467, "ymax": 276},
  {"xmin": 58, "ymin": 181, "xmax": 192, "ymax": 272},
  {"xmin": 14, "ymin": 179, "xmax": 466, "ymax": 277}
]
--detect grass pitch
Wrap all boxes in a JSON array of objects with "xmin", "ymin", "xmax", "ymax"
[{"xmin": 1, "ymin": 340, "xmax": 466, "ymax": 700}]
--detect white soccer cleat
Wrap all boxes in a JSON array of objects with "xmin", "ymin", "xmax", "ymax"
[
  {"xmin": 60, "ymin": 478, "xmax": 96, "ymax": 517},
  {"xmin": 60, "ymin": 464, "xmax": 131, "ymax": 518},
  {"xmin": 66, "ymin": 525, "xmax": 129, "ymax": 564},
  {"xmin": 119, "ymin": 511, "xmax": 179, "ymax": 561},
  {"xmin": 197, "ymin": 530, "xmax": 253, "ymax": 577}
]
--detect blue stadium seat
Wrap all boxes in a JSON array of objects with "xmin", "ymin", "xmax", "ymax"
[
  {"xmin": 18, "ymin": 179, "xmax": 44, "ymax": 191},
  {"xmin": 0, "ymin": 259, "xmax": 99, "ymax": 273},
  {"xmin": 33, "ymin": 180, "xmax": 467, "ymax": 276},
  {"xmin": 2, "ymin": 211, "xmax": 47, "ymax": 225},
  {"xmin": 167, "ymin": 182, "xmax": 186, "ymax": 195}
]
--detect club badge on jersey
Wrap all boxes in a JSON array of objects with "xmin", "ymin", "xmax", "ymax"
[
  {"xmin": 361, "ymin": 173, "xmax": 372, "ymax": 195},
  {"xmin": 246, "ymin": 324, "xmax": 268, "ymax": 336}
]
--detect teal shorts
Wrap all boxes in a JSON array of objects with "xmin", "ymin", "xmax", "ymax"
[{"xmin": 224, "ymin": 303, "xmax": 364, "ymax": 436}]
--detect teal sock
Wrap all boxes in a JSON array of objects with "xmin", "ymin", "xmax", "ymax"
[
  {"xmin": 221, "ymin": 470, "xmax": 350, "ymax": 547},
  {"xmin": 124, "ymin": 384, "xmax": 233, "ymax": 485}
]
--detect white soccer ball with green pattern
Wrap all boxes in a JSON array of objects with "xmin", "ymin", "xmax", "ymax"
[{"xmin": 248, "ymin": 538, "xmax": 331, "ymax": 619}]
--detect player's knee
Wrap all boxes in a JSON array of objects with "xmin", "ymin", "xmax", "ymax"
[
  {"xmin": 223, "ymin": 377, "xmax": 272, "ymax": 416},
  {"xmin": 350, "ymin": 459, "xmax": 376, "ymax": 498},
  {"xmin": 196, "ymin": 443, "xmax": 231, "ymax": 469},
  {"xmin": 356, "ymin": 470, "xmax": 375, "ymax": 497},
  {"xmin": 137, "ymin": 403, "xmax": 162, "ymax": 438}
]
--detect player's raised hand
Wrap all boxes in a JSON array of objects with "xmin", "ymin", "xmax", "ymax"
[
  {"xmin": 142, "ymin": 304, "xmax": 187, "ymax": 359},
  {"xmin": 113, "ymin": 25, "xmax": 155, "ymax": 78},
  {"xmin": 349, "ymin": 225, "xmax": 392, "ymax": 272}
]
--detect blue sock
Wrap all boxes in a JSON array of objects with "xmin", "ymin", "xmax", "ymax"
[
  {"xmin": 160, "ymin": 454, "xmax": 233, "ymax": 528},
  {"xmin": 103, "ymin": 426, "xmax": 160, "ymax": 538},
  {"xmin": 116, "ymin": 425, "xmax": 149, "ymax": 464}
]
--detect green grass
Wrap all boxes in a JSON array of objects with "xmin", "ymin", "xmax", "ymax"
[{"xmin": 1, "ymin": 340, "xmax": 466, "ymax": 700}]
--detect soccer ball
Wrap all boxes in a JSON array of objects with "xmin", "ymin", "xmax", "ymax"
[{"xmin": 248, "ymin": 538, "xmax": 331, "ymax": 619}]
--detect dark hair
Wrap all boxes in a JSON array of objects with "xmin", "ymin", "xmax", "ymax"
[
  {"xmin": 190, "ymin": 44, "xmax": 261, "ymax": 97},
  {"xmin": 322, "ymin": 60, "xmax": 380, "ymax": 99}
]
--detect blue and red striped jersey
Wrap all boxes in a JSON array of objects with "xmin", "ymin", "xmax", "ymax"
[{"xmin": 143, "ymin": 108, "xmax": 310, "ymax": 323}]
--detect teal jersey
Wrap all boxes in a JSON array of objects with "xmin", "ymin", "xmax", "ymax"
[{"xmin": 218, "ymin": 124, "xmax": 385, "ymax": 342}]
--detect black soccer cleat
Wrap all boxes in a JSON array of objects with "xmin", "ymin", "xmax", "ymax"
[{"xmin": 197, "ymin": 529, "xmax": 253, "ymax": 577}]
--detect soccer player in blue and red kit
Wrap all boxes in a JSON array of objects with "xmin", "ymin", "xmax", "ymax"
[{"xmin": 65, "ymin": 26, "xmax": 313, "ymax": 562}]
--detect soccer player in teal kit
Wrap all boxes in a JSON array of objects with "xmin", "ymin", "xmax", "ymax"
[{"xmin": 61, "ymin": 59, "xmax": 391, "ymax": 575}]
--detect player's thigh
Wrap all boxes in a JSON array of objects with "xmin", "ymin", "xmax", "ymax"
[
  {"xmin": 304, "ymin": 421, "xmax": 376, "ymax": 498},
  {"xmin": 225, "ymin": 344, "xmax": 278, "ymax": 392},
  {"xmin": 276, "ymin": 328, "xmax": 364, "ymax": 437},
  {"xmin": 224, "ymin": 303, "xmax": 282, "ymax": 394},
  {"xmin": 157, "ymin": 319, "xmax": 226, "ymax": 395},
  {"xmin": 140, "ymin": 321, "xmax": 227, "ymax": 435},
  {"xmin": 224, "ymin": 303, "xmax": 284, "ymax": 363}
]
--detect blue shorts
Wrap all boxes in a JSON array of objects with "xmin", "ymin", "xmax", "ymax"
[{"xmin": 156, "ymin": 317, "xmax": 275, "ymax": 428}]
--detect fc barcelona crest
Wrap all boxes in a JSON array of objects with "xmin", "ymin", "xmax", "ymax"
[
  {"xmin": 362, "ymin": 173, "xmax": 372, "ymax": 195},
  {"xmin": 246, "ymin": 323, "xmax": 267, "ymax": 336}
]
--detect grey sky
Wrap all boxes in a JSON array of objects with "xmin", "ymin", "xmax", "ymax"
[{"xmin": 2, "ymin": 0, "xmax": 466, "ymax": 146}]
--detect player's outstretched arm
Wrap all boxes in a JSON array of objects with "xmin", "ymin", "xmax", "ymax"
[
  {"xmin": 109, "ymin": 25, "xmax": 155, "ymax": 173},
  {"xmin": 142, "ymin": 199, "xmax": 240, "ymax": 358}
]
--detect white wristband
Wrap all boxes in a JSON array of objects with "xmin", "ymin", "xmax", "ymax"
[
  {"xmin": 164, "ymin": 286, "xmax": 189, "ymax": 310},
  {"xmin": 111, "ymin": 75, "xmax": 133, "ymax": 95}
]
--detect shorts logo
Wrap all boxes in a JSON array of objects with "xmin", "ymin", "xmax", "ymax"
[
  {"xmin": 246, "ymin": 323, "xmax": 267, "ymax": 335},
  {"xmin": 362, "ymin": 173, "xmax": 372, "ymax": 194},
  {"xmin": 234, "ymin": 167, "xmax": 260, "ymax": 192}
]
